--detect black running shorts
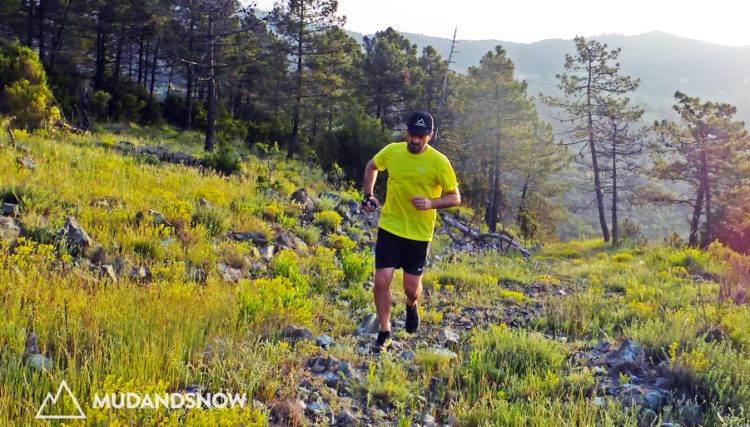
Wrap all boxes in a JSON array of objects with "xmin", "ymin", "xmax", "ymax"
[{"xmin": 375, "ymin": 228, "xmax": 430, "ymax": 276}]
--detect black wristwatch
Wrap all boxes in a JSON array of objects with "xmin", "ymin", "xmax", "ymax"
[{"xmin": 362, "ymin": 194, "xmax": 376, "ymax": 208}]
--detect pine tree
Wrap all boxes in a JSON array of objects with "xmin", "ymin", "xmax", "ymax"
[
  {"xmin": 543, "ymin": 36, "xmax": 640, "ymax": 243},
  {"xmin": 652, "ymin": 92, "xmax": 750, "ymax": 247}
]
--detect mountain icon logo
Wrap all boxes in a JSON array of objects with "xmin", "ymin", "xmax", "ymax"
[
  {"xmin": 414, "ymin": 118, "xmax": 427, "ymax": 127},
  {"xmin": 35, "ymin": 380, "xmax": 86, "ymax": 420}
]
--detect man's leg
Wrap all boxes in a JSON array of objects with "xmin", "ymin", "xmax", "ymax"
[
  {"xmin": 374, "ymin": 267, "xmax": 396, "ymax": 331},
  {"xmin": 403, "ymin": 272, "xmax": 422, "ymax": 333},
  {"xmin": 403, "ymin": 272, "xmax": 423, "ymax": 307}
]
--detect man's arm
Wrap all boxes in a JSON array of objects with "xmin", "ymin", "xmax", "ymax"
[
  {"xmin": 362, "ymin": 159, "xmax": 380, "ymax": 212},
  {"xmin": 411, "ymin": 187, "xmax": 461, "ymax": 210}
]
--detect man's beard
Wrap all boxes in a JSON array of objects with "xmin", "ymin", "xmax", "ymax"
[{"xmin": 407, "ymin": 142, "xmax": 424, "ymax": 153}]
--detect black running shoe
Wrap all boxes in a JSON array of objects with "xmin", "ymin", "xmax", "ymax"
[
  {"xmin": 373, "ymin": 330, "xmax": 392, "ymax": 354},
  {"xmin": 405, "ymin": 303, "xmax": 420, "ymax": 333}
]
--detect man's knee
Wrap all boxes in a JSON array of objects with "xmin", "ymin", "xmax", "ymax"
[
  {"xmin": 402, "ymin": 273, "xmax": 423, "ymax": 299},
  {"xmin": 374, "ymin": 268, "xmax": 394, "ymax": 292}
]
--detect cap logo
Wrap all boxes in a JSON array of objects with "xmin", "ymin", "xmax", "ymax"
[{"xmin": 414, "ymin": 118, "xmax": 427, "ymax": 127}]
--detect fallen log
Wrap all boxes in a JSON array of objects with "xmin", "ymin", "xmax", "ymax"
[{"xmin": 439, "ymin": 212, "xmax": 531, "ymax": 259}]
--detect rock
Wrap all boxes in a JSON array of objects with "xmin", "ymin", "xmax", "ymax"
[
  {"xmin": 592, "ymin": 396, "xmax": 605, "ymax": 406},
  {"xmin": 129, "ymin": 266, "xmax": 150, "ymax": 281},
  {"xmin": 218, "ymin": 264, "xmax": 244, "ymax": 282},
  {"xmin": 26, "ymin": 353, "xmax": 52, "ymax": 371},
  {"xmin": 309, "ymin": 359, "xmax": 327, "ymax": 374},
  {"xmin": 362, "ymin": 281, "xmax": 374, "ymax": 291},
  {"xmin": 592, "ymin": 341, "xmax": 611, "ymax": 353},
  {"xmin": 17, "ymin": 155, "xmax": 35, "ymax": 170},
  {"xmin": 426, "ymin": 347, "xmax": 458, "ymax": 360},
  {"xmin": 322, "ymin": 371, "xmax": 340, "ymax": 387},
  {"xmin": 290, "ymin": 188, "xmax": 315, "ymax": 220},
  {"xmin": 336, "ymin": 410, "xmax": 359, "ymax": 426},
  {"xmin": 229, "ymin": 231, "xmax": 269, "ymax": 246},
  {"xmin": 319, "ymin": 192, "xmax": 341, "ymax": 203},
  {"xmin": 89, "ymin": 246, "xmax": 107, "ymax": 265},
  {"xmin": 261, "ymin": 245, "xmax": 275, "ymax": 260},
  {"xmin": 355, "ymin": 313, "xmax": 380, "ymax": 336},
  {"xmin": 198, "ymin": 198, "xmax": 212, "ymax": 207},
  {"xmin": 262, "ymin": 189, "xmax": 279, "ymax": 199},
  {"xmin": 100, "ymin": 264, "xmax": 117, "ymax": 282},
  {"xmin": 341, "ymin": 199, "xmax": 360, "ymax": 216},
  {"xmin": 148, "ymin": 209, "xmax": 170, "ymax": 226},
  {"xmin": 92, "ymin": 198, "xmax": 111, "ymax": 209},
  {"xmin": 422, "ymin": 413, "xmax": 436, "ymax": 426},
  {"xmin": 307, "ymin": 356, "xmax": 351, "ymax": 380},
  {"xmin": 184, "ymin": 384, "xmax": 206, "ymax": 394},
  {"xmin": 681, "ymin": 403, "xmax": 703, "ymax": 427},
  {"xmin": 274, "ymin": 231, "xmax": 298, "ymax": 250},
  {"xmin": 653, "ymin": 377, "xmax": 671, "ymax": 389},
  {"xmin": 186, "ymin": 266, "xmax": 207, "ymax": 283},
  {"xmin": 23, "ymin": 333, "xmax": 51, "ymax": 371},
  {"xmin": 592, "ymin": 366, "xmax": 607, "ymax": 375},
  {"xmin": 605, "ymin": 340, "xmax": 644, "ymax": 374},
  {"xmin": 283, "ymin": 325, "xmax": 314, "ymax": 343},
  {"xmin": 1, "ymin": 202, "xmax": 19, "ymax": 216},
  {"xmin": 643, "ymin": 389, "xmax": 670, "ymax": 410},
  {"xmin": 60, "ymin": 216, "xmax": 94, "ymax": 255},
  {"xmin": 316, "ymin": 335, "xmax": 333, "ymax": 348},
  {"xmin": 439, "ymin": 328, "xmax": 461, "ymax": 347},
  {"xmin": 401, "ymin": 350, "xmax": 416, "ymax": 362},
  {"xmin": 0, "ymin": 217, "xmax": 22, "ymax": 244},
  {"xmin": 306, "ymin": 401, "xmax": 327, "ymax": 416},
  {"xmin": 24, "ymin": 332, "xmax": 40, "ymax": 355}
]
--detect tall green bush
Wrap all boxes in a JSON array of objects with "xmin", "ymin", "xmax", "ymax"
[{"xmin": 0, "ymin": 40, "xmax": 61, "ymax": 129}]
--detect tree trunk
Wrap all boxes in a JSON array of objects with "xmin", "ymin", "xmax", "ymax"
[
  {"xmin": 700, "ymin": 152, "xmax": 712, "ymax": 248},
  {"xmin": 26, "ymin": 0, "xmax": 34, "ymax": 48},
  {"xmin": 689, "ymin": 180, "xmax": 705, "ymax": 247},
  {"xmin": 586, "ymin": 59, "xmax": 610, "ymax": 242},
  {"xmin": 127, "ymin": 38, "xmax": 133, "ymax": 77},
  {"xmin": 94, "ymin": 19, "xmax": 106, "ymax": 91},
  {"xmin": 184, "ymin": 13, "xmax": 196, "ymax": 129},
  {"xmin": 142, "ymin": 41, "xmax": 150, "ymax": 89},
  {"xmin": 288, "ymin": 3, "xmax": 305, "ymax": 159},
  {"xmin": 484, "ymin": 161, "xmax": 495, "ymax": 230},
  {"xmin": 37, "ymin": 0, "xmax": 46, "ymax": 63},
  {"xmin": 486, "ymin": 155, "xmax": 502, "ymax": 233},
  {"xmin": 204, "ymin": 14, "xmax": 216, "ymax": 152},
  {"xmin": 166, "ymin": 61, "xmax": 173, "ymax": 99},
  {"xmin": 185, "ymin": 65, "xmax": 193, "ymax": 129},
  {"xmin": 517, "ymin": 178, "xmax": 529, "ymax": 222},
  {"xmin": 48, "ymin": 0, "xmax": 74, "ymax": 72},
  {"xmin": 137, "ymin": 34, "xmax": 144, "ymax": 87},
  {"xmin": 109, "ymin": 23, "xmax": 125, "ymax": 117},
  {"xmin": 149, "ymin": 36, "xmax": 160, "ymax": 98},
  {"xmin": 611, "ymin": 125, "xmax": 619, "ymax": 247}
]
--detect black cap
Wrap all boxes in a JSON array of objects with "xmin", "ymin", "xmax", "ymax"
[{"xmin": 406, "ymin": 111, "xmax": 434, "ymax": 136}]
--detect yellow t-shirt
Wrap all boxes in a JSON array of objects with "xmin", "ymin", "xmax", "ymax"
[{"xmin": 373, "ymin": 142, "xmax": 458, "ymax": 241}]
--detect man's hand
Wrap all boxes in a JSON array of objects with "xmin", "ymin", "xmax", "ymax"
[
  {"xmin": 411, "ymin": 196, "xmax": 433, "ymax": 210},
  {"xmin": 362, "ymin": 195, "xmax": 380, "ymax": 213}
]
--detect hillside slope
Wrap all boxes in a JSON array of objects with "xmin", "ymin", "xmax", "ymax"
[{"xmin": 0, "ymin": 130, "xmax": 748, "ymax": 426}]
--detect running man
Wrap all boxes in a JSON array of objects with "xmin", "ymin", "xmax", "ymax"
[{"xmin": 361, "ymin": 110, "xmax": 461, "ymax": 353}]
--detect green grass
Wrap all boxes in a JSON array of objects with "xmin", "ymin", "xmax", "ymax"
[{"xmin": 1, "ymin": 130, "xmax": 749, "ymax": 425}]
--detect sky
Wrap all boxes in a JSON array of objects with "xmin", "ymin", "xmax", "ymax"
[{"xmin": 253, "ymin": 0, "xmax": 750, "ymax": 47}]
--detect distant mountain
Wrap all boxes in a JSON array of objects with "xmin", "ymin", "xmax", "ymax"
[{"xmin": 349, "ymin": 30, "xmax": 750, "ymax": 124}]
